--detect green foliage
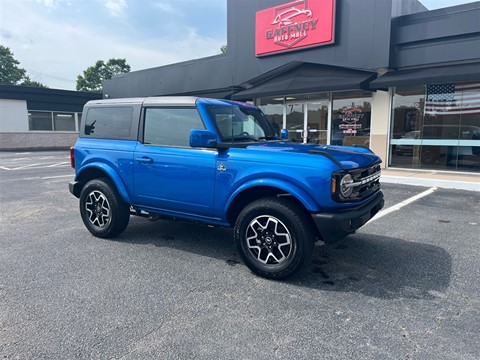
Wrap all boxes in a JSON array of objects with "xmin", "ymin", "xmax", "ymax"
[
  {"xmin": 0, "ymin": 45, "xmax": 27, "ymax": 85},
  {"xmin": 76, "ymin": 58, "xmax": 131, "ymax": 93},
  {"xmin": 21, "ymin": 76, "xmax": 49, "ymax": 88},
  {"xmin": 220, "ymin": 45, "xmax": 227, "ymax": 54},
  {"xmin": 0, "ymin": 45, "xmax": 48, "ymax": 87}
]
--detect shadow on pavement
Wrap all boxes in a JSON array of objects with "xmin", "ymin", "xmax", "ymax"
[
  {"xmin": 299, "ymin": 233, "xmax": 451, "ymax": 299},
  {"xmin": 118, "ymin": 217, "xmax": 452, "ymax": 300}
]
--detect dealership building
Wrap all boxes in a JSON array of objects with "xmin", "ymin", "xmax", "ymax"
[
  {"xmin": 103, "ymin": 0, "xmax": 480, "ymax": 173},
  {"xmin": 1, "ymin": 0, "xmax": 478, "ymax": 173}
]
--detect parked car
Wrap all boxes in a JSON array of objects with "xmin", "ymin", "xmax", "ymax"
[{"xmin": 69, "ymin": 97, "xmax": 384, "ymax": 279}]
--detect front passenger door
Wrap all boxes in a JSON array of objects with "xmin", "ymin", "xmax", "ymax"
[{"xmin": 133, "ymin": 107, "xmax": 216, "ymax": 218}]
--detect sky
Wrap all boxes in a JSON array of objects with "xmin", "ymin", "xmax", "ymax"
[{"xmin": 0, "ymin": 0, "xmax": 476, "ymax": 90}]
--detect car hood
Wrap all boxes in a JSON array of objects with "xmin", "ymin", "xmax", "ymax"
[{"xmin": 245, "ymin": 142, "xmax": 381, "ymax": 170}]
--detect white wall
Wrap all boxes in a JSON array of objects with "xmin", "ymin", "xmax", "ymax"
[{"xmin": 0, "ymin": 99, "xmax": 29, "ymax": 132}]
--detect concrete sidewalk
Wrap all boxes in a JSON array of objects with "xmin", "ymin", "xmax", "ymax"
[{"xmin": 381, "ymin": 168, "xmax": 480, "ymax": 192}]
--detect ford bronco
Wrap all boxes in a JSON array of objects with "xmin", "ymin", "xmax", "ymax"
[{"xmin": 69, "ymin": 97, "xmax": 384, "ymax": 279}]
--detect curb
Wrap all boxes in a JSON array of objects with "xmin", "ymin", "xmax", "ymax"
[{"xmin": 381, "ymin": 175, "xmax": 480, "ymax": 192}]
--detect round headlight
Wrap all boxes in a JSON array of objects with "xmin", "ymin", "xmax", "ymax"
[{"xmin": 339, "ymin": 174, "xmax": 353, "ymax": 198}]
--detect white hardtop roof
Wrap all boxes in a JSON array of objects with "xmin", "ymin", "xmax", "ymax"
[
  {"xmin": 85, "ymin": 96, "xmax": 199, "ymax": 106},
  {"xmin": 143, "ymin": 96, "xmax": 199, "ymax": 106}
]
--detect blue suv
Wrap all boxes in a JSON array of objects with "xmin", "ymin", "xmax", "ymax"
[{"xmin": 70, "ymin": 97, "xmax": 384, "ymax": 279}]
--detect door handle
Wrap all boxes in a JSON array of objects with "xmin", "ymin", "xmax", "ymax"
[{"xmin": 135, "ymin": 156, "xmax": 153, "ymax": 164}]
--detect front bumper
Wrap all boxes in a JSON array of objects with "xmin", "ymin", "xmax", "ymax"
[{"xmin": 312, "ymin": 191, "xmax": 384, "ymax": 243}]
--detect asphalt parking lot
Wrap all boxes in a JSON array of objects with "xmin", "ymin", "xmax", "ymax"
[{"xmin": 0, "ymin": 151, "xmax": 479, "ymax": 360}]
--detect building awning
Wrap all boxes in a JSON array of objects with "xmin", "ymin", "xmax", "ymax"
[
  {"xmin": 370, "ymin": 63, "xmax": 480, "ymax": 90},
  {"xmin": 231, "ymin": 63, "xmax": 376, "ymax": 100}
]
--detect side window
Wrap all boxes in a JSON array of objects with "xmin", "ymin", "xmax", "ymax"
[
  {"xmin": 143, "ymin": 108, "xmax": 205, "ymax": 147},
  {"xmin": 83, "ymin": 107, "xmax": 133, "ymax": 139}
]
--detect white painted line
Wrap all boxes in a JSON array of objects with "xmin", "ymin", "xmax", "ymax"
[
  {"xmin": 0, "ymin": 162, "xmax": 70, "ymax": 170},
  {"xmin": 370, "ymin": 187, "xmax": 437, "ymax": 222},
  {"xmin": 46, "ymin": 162, "xmax": 70, "ymax": 167},
  {"xmin": 41, "ymin": 175, "xmax": 74, "ymax": 180},
  {"xmin": 12, "ymin": 163, "xmax": 47, "ymax": 170}
]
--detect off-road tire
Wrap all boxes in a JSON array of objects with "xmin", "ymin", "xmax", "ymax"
[
  {"xmin": 79, "ymin": 178, "xmax": 130, "ymax": 238},
  {"xmin": 234, "ymin": 197, "xmax": 315, "ymax": 279}
]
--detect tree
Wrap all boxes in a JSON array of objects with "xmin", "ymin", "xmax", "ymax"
[
  {"xmin": 21, "ymin": 76, "xmax": 49, "ymax": 88},
  {"xmin": 0, "ymin": 45, "xmax": 27, "ymax": 85},
  {"xmin": 76, "ymin": 58, "xmax": 131, "ymax": 93},
  {"xmin": 0, "ymin": 45, "xmax": 48, "ymax": 87},
  {"xmin": 220, "ymin": 45, "xmax": 227, "ymax": 54}
]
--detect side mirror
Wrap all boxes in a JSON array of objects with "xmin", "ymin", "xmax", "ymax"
[
  {"xmin": 190, "ymin": 129, "xmax": 218, "ymax": 148},
  {"xmin": 280, "ymin": 128, "xmax": 289, "ymax": 140}
]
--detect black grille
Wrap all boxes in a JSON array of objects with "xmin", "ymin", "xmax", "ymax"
[{"xmin": 348, "ymin": 164, "xmax": 381, "ymax": 200}]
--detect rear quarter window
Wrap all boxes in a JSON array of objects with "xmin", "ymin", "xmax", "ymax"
[{"xmin": 82, "ymin": 106, "xmax": 134, "ymax": 139}]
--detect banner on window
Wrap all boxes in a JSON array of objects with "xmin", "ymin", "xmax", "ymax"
[{"xmin": 425, "ymin": 83, "xmax": 480, "ymax": 116}]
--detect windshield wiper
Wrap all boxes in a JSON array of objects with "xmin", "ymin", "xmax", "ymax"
[
  {"xmin": 228, "ymin": 135, "xmax": 278, "ymax": 142},
  {"xmin": 257, "ymin": 136, "xmax": 278, "ymax": 141},
  {"xmin": 232, "ymin": 135, "xmax": 260, "ymax": 142}
]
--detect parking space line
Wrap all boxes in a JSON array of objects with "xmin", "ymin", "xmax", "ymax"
[
  {"xmin": 0, "ymin": 162, "xmax": 70, "ymax": 171},
  {"xmin": 46, "ymin": 162, "xmax": 70, "ymax": 167},
  {"xmin": 0, "ymin": 163, "xmax": 47, "ymax": 170},
  {"xmin": 41, "ymin": 175, "xmax": 73, "ymax": 180},
  {"xmin": 371, "ymin": 187, "xmax": 437, "ymax": 222}
]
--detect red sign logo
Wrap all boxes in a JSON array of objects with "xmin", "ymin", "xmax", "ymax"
[{"xmin": 255, "ymin": 0, "xmax": 335, "ymax": 57}]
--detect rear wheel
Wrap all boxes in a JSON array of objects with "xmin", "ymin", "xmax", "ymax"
[
  {"xmin": 79, "ymin": 178, "xmax": 130, "ymax": 238},
  {"xmin": 234, "ymin": 197, "xmax": 315, "ymax": 279}
]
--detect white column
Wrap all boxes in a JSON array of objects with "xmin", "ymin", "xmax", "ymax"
[{"xmin": 370, "ymin": 89, "xmax": 392, "ymax": 169}]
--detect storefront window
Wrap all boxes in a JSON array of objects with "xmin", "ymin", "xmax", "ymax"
[
  {"xmin": 391, "ymin": 83, "xmax": 480, "ymax": 172},
  {"xmin": 28, "ymin": 111, "xmax": 81, "ymax": 132},
  {"xmin": 331, "ymin": 92, "xmax": 371, "ymax": 148},
  {"xmin": 257, "ymin": 97, "xmax": 283, "ymax": 136},
  {"xmin": 53, "ymin": 112, "xmax": 75, "ymax": 131},
  {"xmin": 390, "ymin": 86, "xmax": 424, "ymax": 168},
  {"xmin": 28, "ymin": 111, "xmax": 53, "ymax": 131}
]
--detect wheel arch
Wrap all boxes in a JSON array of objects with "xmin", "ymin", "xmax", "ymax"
[
  {"xmin": 225, "ymin": 180, "xmax": 319, "ymax": 228},
  {"xmin": 75, "ymin": 164, "xmax": 132, "ymax": 204}
]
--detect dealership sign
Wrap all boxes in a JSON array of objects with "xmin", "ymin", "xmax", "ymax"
[{"xmin": 255, "ymin": 0, "xmax": 336, "ymax": 57}]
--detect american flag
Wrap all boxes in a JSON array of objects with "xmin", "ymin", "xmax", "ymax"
[{"xmin": 425, "ymin": 83, "xmax": 480, "ymax": 116}]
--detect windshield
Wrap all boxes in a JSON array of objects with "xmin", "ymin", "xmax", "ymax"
[{"xmin": 206, "ymin": 105, "xmax": 278, "ymax": 142}]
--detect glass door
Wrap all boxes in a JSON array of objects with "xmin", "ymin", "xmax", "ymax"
[
  {"xmin": 259, "ymin": 94, "xmax": 330, "ymax": 144},
  {"xmin": 306, "ymin": 101, "xmax": 329, "ymax": 144},
  {"xmin": 286, "ymin": 103, "xmax": 305, "ymax": 142}
]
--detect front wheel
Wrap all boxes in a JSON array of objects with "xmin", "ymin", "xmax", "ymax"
[
  {"xmin": 234, "ymin": 197, "xmax": 315, "ymax": 279},
  {"xmin": 79, "ymin": 178, "xmax": 130, "ymax": 238}
]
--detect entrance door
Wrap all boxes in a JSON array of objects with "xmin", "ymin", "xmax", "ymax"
[
  {"xmin": 285, "ymin": 98, "xmax": 329, "ymax": 144},
  {"xmin": 306, "ymin": 101, "xmax": 329, "ymax": 144},
  {"xmin": 285, "ymin": 103, "xmax": 305, "ymax": 142}
]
